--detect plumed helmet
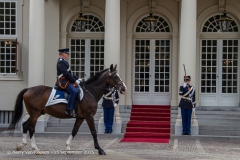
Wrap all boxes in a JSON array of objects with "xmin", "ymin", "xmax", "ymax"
[{"xmin": 184, "ymin": 75, "xmax": 191, "ymax": 81}]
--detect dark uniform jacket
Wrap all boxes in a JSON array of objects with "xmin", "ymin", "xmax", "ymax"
[
  {"xmin": 56, "ymin": 58, "xmax": 78, "ymax": 87},
  {"xmin": 102, "ymin": 86, "xmax": 119, "ymax": 108},
  {"xmin": 178, "ymin": 84, "xmax": 196, "ymax": 110}
]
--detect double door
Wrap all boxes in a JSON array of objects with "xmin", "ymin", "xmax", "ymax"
[
  {"xmin": 200, "ymin": 40, "xmax": 239, "ymax": 106},
  {"xmin": 133, "ymin": 39, "xmax": 171, "ymax": 104}
]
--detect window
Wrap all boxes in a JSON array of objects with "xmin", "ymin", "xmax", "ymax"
[
  {"xmin": 0, "ymin": 1, "xmax": 17, "ymax": 35},
  {"xmin": 0, "ymin": 1, "xmax": 17, "ymax": 76},
  {"xmin": 71, "ymin": 15, "xmax": 104, "ymax": 32},
  {"xmin": 69, "ymin": 14, "xmax": 105, "ymax": 80},
  {"xmin": 0, "ymin": 40, "xmax": 17, "ymax": 74},
  {"xmin": 202, "ymin": 14, "xmax": 238, "ymax": 32},
  {"xmin": 136, "ymin": 15, "xmax": 170, "ymax": 33}
]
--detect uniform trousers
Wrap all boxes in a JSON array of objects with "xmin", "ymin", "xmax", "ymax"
[
  {"xmin": 65, "ymin": 83, "xmax": 78, "ymax": 111},
  {"xmin": 103, "ymin": 107, "xmax": 114, "ymax": 132},
  {"xmin": 181, "ymin": 108, "xmax": 192, "ymax": 134}
]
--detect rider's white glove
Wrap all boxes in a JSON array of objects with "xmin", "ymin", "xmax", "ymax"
[
  {"xmin": 183, "ymin": 83, "xmax": 187, "ymax": 88},
  {"xmin": 78, "ymin": 78, "xmax": 83, "ymax": 82},
  {"xmin": 75, "ymin": 80, "xmax": 81, "ymax": 85},
  {"xmin": 114, "ymin": 103, "xmax": 118, "ymax": 107},
  {"xmin": 192, "ymin": 108, "xmax": 195, "ymax": 112}
]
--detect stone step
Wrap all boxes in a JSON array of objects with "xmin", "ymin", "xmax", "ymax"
[
  {"xmin": 171, "ymin": 106, "xmax": 240, "ymax": 111},
  {"xmin": 199, "ymin": 130, "xmax": 240, "ymax": 136},
  {"xmin": 171, "ymin": 110, "xmax": 240, "ymax": 115},
  {"xmin": 47, "ymin": 122, "xmax": 88, "ymax": 127},
  {"xmin": 199, "ymin": 125, "xmax": 240, "ymax": 131},
  {"xmin": 45, "ymin": 126, "xmax": 95, "ymax": 133}
]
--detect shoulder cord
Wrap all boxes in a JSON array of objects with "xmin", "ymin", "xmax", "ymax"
[
  {"xmin": 102, "ymin": 87, "xmax": 115, "ymax": 100},
  {"xmin": 181, "ymin": 87, "xmax": 193, "ymax": 101}
]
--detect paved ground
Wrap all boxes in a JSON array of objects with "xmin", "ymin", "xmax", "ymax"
[{"xmin": 0, "ymin": 132, "xmax": 240, "ymax": 160}]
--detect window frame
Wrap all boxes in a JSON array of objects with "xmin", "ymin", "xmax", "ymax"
[
  {"xmin": 0, "ymin": 0, "xmax": 17, "ymax": 37},
  {"xmin": 0, "ymin": 0, "xmax": 22, "ymax": 80}
]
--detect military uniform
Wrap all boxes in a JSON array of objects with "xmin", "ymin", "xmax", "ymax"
[
  {"xmin": 56, "ymin": 58, "xmax": 78, "ymax": 87},
  {"xmin": 102, "ymin": 86, "xmax": 119, "ymax": 133},
  {"xmin": 178, "ymin": 76, "xmax": 195, "ymax": 135},
  {"xmin": 56, "ymin": 48, "xmax": 80, "ymax": 117}
]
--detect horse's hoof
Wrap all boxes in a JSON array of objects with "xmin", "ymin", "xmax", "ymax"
[
  {"xmin": 66, "ymin": 150, "xmax": 73, "ymax": 154},
  {"xmin": 66, "ymin": 146, "xmax": 71, "ymax": 151},
  {"xmin": 34, "ymin": 150, "xmax": 42, "ymax": 155},
  {"xmin": 16, "ymin": 144, "xmax": 22, "ymax": 151},
  {"xmin": 16, "ymin": 143, "xmax": 26, "ymax": 151},
  {"xmin": 98, "ymin": 150, "xmax": 106, "ymax": 155}
]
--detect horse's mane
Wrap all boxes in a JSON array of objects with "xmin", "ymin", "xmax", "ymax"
[{"xmin": 84, "ymin": 68, "xmax": 109, "ymax": 85}]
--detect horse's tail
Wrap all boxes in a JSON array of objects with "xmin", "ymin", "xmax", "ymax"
[{"xmin": 8, "ymin": 88, "xmax": 28, "ymax": 133}]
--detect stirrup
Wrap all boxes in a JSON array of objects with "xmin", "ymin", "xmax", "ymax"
[{"xmin": 65, "ymin": 110, "xmax": 76, "ymax": 118}]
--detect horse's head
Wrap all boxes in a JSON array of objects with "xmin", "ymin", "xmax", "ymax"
[{"xmin": 108, "ymin": 64, "xmax": 127, "ymax": 95}]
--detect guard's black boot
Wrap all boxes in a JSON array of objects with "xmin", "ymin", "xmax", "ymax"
[{"xmin": 65, "ymin": 110, "xmax": 76, "ymax": 118}]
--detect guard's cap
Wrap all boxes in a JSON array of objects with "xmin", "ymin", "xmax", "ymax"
[
  {"xmin": 184, "ymin": 76, "xmax": 191, "ymax": 81},
  {"xmin": 58, "ymin": 48, "xmax": 69, "ymax": 55}
]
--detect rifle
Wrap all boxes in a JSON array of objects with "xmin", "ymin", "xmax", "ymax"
[{"xmin": 183, "ymin": 64, "xmax": 186, "ymax": 82}]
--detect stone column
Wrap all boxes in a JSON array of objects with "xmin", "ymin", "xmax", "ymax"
[
  {"xmin": 22, "ymin": 0, "xmax": 48, "ymax": 133},
  {"xmin": 175, "ymin": 0, "xmax": 199, "ymax": 135},
  {"xmin": 28, "ymin": 0, "xmax": 45, "ymax": 87},
  {"xmin": 98, "ymin": 0, "xmax": 122, "ymax": 133}
]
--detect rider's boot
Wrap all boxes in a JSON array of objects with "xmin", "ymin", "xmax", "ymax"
[{"xmin": 65, "ymin": 110, "xmax": 76, "ymax": 118}]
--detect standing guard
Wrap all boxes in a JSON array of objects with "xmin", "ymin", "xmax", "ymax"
[
  {"xmin": 102, "ymin": 86, "xmax": 119, "ymax": 134},
  {"xmin": 178, "ymin": 75, "xmax": 196, "ymax": 135},
  {"xmin": 56, "ymin": 48, "xmax": 82, "ymax": 117}
]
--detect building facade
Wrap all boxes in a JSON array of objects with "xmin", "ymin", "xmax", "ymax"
[{"xmin": 0, "ymin": 0, "xmax": 240, "ymax": 128}]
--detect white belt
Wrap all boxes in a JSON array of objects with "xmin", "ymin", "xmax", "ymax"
[
  {"xmin": 181, "ymin": 96, "xmax": 192, "ymax": 101},
  {"xmin": 103, "ymin": 97, "xmax": 113, "ymax": 100}
]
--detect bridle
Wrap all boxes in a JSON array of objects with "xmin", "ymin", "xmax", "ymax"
[
  {"xmin": 80, "ymin": 69, "xmax": 125, "ymax": 101},
  {"xmin": 109, "ymin": 70, "xmax": 124, "ymax": 91}
]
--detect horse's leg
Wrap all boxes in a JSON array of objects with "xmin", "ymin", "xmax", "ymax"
[
  {"xmin": 16, "ymin": 118, "xmax": 30, "ymax": 151},
  {"xmin": 85, "ymin": 117, "xmax": 106, "ymax": 155},
  {"xmin": 28, "ymin": 116, "xmax": 40, "ymax": 151},
  {"xmin": 66, "ymin": 118, "xmax": 84, "ymax": 150}
]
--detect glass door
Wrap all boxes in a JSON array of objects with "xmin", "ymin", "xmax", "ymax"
[
  {"xmin": 200, "ymin": 40, "xmax": 239, "ymax": 106},
  {"xmin": 133, "ymin": 39, "xmax": 171, "ymax": 104},
  {"xmin": 70, "ymin": 39, "xmax": 104, "ymax": 80}
]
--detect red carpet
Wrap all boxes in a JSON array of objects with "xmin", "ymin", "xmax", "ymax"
[{"xmin": 120, "ymin": 105, "xmax": 171, "ymax": 143}]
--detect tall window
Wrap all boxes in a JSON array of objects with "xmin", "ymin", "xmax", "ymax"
[
  {"xmin": 0, "ymin": 1, "xmax": 17, "ymax": 75},
  {"xmin": 69, "ymin": 14, "xmax": 105, "ymax": 80}
]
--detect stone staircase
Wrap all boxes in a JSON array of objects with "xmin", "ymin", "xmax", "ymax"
[
  {"xmin": 45, "ymin": 106, "xmax": 131, "ymax": 133},
  {"xmin": 45, "ymin": 105, "xmax": 240, "ymax": 136},
  {"xmin": 171, "ymin": 107, "xmax": 240, "ymax": 136}
]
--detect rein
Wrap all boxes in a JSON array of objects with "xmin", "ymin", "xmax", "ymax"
[
  {"xmin": 82, "ymin": 84, "xmax": 106, "ymax": 90},
  {"xmin": 81, "ymin": 85, "xmax": 96, "ymax": 100}
]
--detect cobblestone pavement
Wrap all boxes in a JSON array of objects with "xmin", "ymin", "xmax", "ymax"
[{"xmin": 0, "ymin": 133, "xmax": 240, "ymax": 160}]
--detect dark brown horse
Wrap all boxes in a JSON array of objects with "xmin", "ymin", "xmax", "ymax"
[{"xmin": 8, "ymin": 64, "xmax": 126, "ymax": 155}]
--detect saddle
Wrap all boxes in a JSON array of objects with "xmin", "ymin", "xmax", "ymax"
[{"xmin": 45, "ymin": 86, "xmax": 84, "ymax": 107}]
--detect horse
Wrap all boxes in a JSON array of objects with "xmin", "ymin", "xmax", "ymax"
[{"xmin": 8, "ymin": 64, "xmax": 127, "ymax": 155}]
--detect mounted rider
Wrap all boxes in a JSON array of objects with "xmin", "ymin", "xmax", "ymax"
[{"xmin": 56, "ymin": 48, "xmax": 82, "ymax": 117}]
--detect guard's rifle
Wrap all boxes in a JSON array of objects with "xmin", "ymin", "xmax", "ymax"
[{"xmin": 183, "ymin": 64, "xmax": 186, "ymax": 83}]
